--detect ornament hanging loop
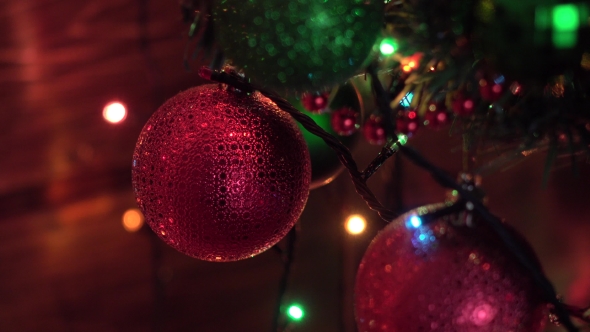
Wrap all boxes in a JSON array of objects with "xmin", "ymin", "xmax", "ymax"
[{"xmin": 445, "ymin": 172, "xmax": 487, "ymax": 227}]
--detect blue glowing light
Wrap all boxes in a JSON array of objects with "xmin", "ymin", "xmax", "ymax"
[
  {"xmin": 493, "ymin": 75, "xmax": 505, "ymax": 84},
  {"xmin": 411, "ymin": 226, "xmax": 436, "ymax": 251},
  {"xmin": 411, "ymin": 227, "xmax": 437, "ymax": 251},
  {"xmin": 400, "ymin": 92, "xmax": 414, "ymax": 107},
  {"xmin": 408, "ymin": 215, "xmax": 422, "ymax": 228}
]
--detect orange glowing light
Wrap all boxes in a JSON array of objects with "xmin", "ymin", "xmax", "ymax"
[
  {"xmin": 103, "ymin": 102, "xmax": 127, "ymax": 123},
  {"xmin": 402, "ymin": 65, "xmax": 412, "ymax": 72},
  {"xmin": 408, "ymin": 61, "xmax": 416, "ymax": 68},
  {"xmin": 122, "ymin": 208, "xmax": 144, "ymax": 232},
  {"xmin": 345, "ymin": 214, "xmax": 367, "ymax": 235}
]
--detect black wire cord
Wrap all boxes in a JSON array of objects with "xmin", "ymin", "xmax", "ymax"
[
  {"xmin": 198, "ymin": 68, "xmax": 399, "ymax": 222},
  {"xmin": 199, "ymin": 67, "xmax": 579, "ymax": 332},
  {"xmin": 271, "ymin": 228, "xmax": 297, "ymax": 332}
]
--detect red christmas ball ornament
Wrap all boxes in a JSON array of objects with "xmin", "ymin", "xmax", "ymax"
[
  {"xmin": 479, "ymin": 79, "xmax": 504, "ymax": 102},
  {"xmin": 396, "ymin": 110, "xmax": 420, "ymax": 135},
  {"xmin": 424, "ymin": 103, "xmax": 450, "ymax": 130},
  {"xmin": 331, "ymin": 107, "xmax": 359, "ymax": 136},
  {"xmin": 301, "ymin": 92, "xmax": 330, "ymax": 113},
  {"xmin": 355, "ymin": 204, "xmax": 547, "ymax": 332},
  {"xmin": 452, "ymin": 93, "xmax": 476, "ymax": 116},
  {"xmin": 132, "ymin": 84, "xmax": 311, "ymax": 261},
  {"xmin": 362, "ymin": 115, "xmax": 386, "ymax": 145}
]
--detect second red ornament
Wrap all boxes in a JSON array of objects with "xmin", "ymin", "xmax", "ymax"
[{"xmin": 355, "ymin": 204, "xmax": 546, "ymax": 331}]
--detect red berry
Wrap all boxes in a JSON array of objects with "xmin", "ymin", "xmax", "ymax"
[
  {"xmin": 424, "ymin": 103, "xmax": 449, "ymax": 130},
  {"xmin": 479, "ymin": 79, "xmax": 503, "ymax": 102},
  {"xmin": 301, "ymin": 92, "xmax": 329, "ymax": 113},
  {"xmin": 331, "ymin": 107, "xmax": 359, "ymax": 136},
  {"xmin": 452, "ymin": 94, "xmax": 475, "ymax": 116},
  {"xmin": 396, "ymin": 110, "xmax": 420, "ymax": 135},
  {"xmin": 362, "ymin": 115, "xmax": 386, "ymax": 145}
]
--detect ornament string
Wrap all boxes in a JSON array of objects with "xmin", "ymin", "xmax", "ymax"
[{"xmin": 199, "ymin": 67, "xmax": 579, "ymax": 331}]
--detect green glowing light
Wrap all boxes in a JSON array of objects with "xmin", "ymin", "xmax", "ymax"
[
  {"xmin": 535, "ymin": 3, "xmax": 588, "ymax": 49},
  {"xmin": 553, "ymin": 31, "xmax": 577, "ymax": 48},
  {"xmin": 551, "ymin": 4, "xmax": 580, "ymax": 48},
  {"xmin": 535, "ymin": 7, "xmax": 551, "ymax": 30},
  {"xmin": 379, "ymin": 38, "xmax": 398, "ymax": 55},
  {"xmin": 287, "ymin": 304, "xmax": 304, "ymax": 321},
  {"xmin": 397, "ymin": 134, "xmax": 408, "ymax": 145},
  {"xmin": 553, "ymin": 4, "xmax": 580, "ymax": 31}
]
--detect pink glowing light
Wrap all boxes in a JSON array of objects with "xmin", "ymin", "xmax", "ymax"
[{"xmin": 461, "ymin": 302, "xmax": 497, "ymax": 326}]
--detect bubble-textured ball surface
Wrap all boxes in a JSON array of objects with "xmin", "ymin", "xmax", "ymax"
[
  {"xmin": 212, "ymin": 0, "xmax": 383, "ymax": 93},
  {"xmin": 132, "ymin": 84, "xmax": 311, "ymax": 261},
  {"xmin": 355, "ymin": 204, "xmax": 546, "ymax": 332}
]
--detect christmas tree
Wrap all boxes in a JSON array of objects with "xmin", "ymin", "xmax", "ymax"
[
  {"xmin": 129, "ymin": 0, "xmax": 590, "ymax": 330},
  {"xmin": 1, "ymin": 0, "xmax": 590, "ymax": 331}
]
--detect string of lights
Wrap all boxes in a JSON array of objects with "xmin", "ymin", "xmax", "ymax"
[{"xmin": 199, "ymin": 67, "xmax": 582, "ymax": 331}]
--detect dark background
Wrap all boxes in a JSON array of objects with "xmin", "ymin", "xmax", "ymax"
[{"xmin": 1, "ymin": 1, "xmax": 589, "ymax": 331}]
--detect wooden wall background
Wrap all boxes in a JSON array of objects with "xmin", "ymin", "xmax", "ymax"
[{"xmin": 1, "ymin": 0, "xmax": 589, "ymax": 331}]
